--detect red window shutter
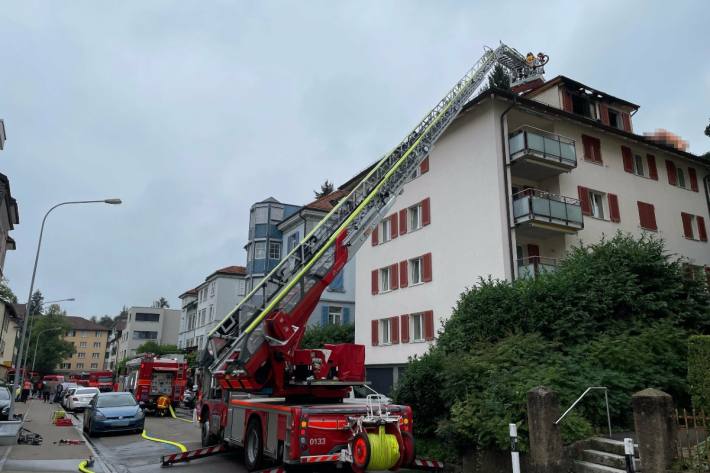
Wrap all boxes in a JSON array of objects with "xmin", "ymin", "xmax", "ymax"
[
  {"xmin": 591, "ymin": 136, "xmax": 602, "ymax": 163},
  {"xmin": 420, "ymin": 157, "xmax": 429, "ymax": 174},
  {"xmin": 599, "ymin": 103, "xmax": 610, "ymax": 126},
  {"xmin": 621, "ymin": 112, "xmax": 632, "ymax": 132},
  {"xmin": 371, "ymin": 320, "xmax": 379, "ymax": 346},
  {"xmin": 621, "ymin": 146, "xmax": 633, "ymax": 173},
  {"xmin": 390, "ymin": 317, "xmax": 399, "ymax": 344},
  {"xmin": 371, "ymin": 270, "xmax": 379, "ymax": 295},
  {"xmin": 608, "ymin": 193, "xmax": 621, "ymax": 223},
  {"xmin": 399, "ymin": 209, "xmax": 407, "ymax": 235},
  {"xmin": 400, "ymin": 315, "xmax": 410, "ymax": 343},
  {"xmin": 698, "ymin": 216, "xmax": 708, "ymax": 242},
  {"xmin": 665, "ymin": 160, "xmax": 677, "ymax": 186},
  {"xmin": 422, "ymin": 253, "xmax": 433, "ymax": 282},
  {"xmin": 681, "ymin": 212, "xmax": 694, "ymax": 239},
  {"xmin": 423, "ymin": 311, "xmax": 435, "ymax": 341},
  {"xmin": 371, "ymin": 226, "xmax": 379, "ymax": 246},
  {"xmin": 399, "ymin": 260, "xmax": 408, "ymax": 288},
  {"xmin": 638, "ymin": 202, "xmax": 657, "ymax": 231},
  {"xmin": 578, "ymin": 186, "xmax": 591, "ymax": 216},
  {"xmin": 421, "ymin": 198, "xmax": 431, "ymax": 226},
  {"xmin": 647, "ymin": 154, "xmax": 658, "ymax": 180},
  {"xmin": 582, "ymin": 135, "xmax": 602, "ymax": 163},
  {"xmin": 390, "ymin": 263, "xmax": 399, "ymax": 290},
  {"xmin": 562, "ymin": 90, "xmax": 572, "ymax": 112},
  {"xmin": 689, "ymin": 167, "xmax": 699, "ymax": 192},
  {"xmin": 390, "ymin": 214, "xmax": 398, "ymax": 240},
  {"xmin": 581, "ymin": 135, "xmax": 592, "ymax": 161}
]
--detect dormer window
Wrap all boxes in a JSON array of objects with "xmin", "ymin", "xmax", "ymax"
[
  {"xmin": 571, "ymin": 93, "xmax": 595, "ymax": 119},
  {"xmin": 607, "ymin": 109, "xmax": 620, "ymax": 129}
]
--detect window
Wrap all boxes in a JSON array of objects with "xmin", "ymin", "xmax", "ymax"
[
  {"xmin": 328, "ymin": 306, "xmax": 343, "ymax": 325},
  {"xmin": 287, "ymin": 232, "xmax": 300, "ymax": 252},
  {"xmin": 80, "ymin": 331, "xmax": 88, "ymax": 338},
  {"xmin": 269, "ymin": 241, "xmax": 281, "ymax": 260},
  {"xmin": 411, "ymin": 313, "xmax": 424, "ymax": 342},
  {"xmin": 380, "ymin": 267, "xmax": 390, "ymax": 292},
  {"xmin": 67, "ymin": 330, "xmax": 76, "ymax": 337},
  {"xmin": 682, "ymin": 213, "xmax": 708, "ymax": 241},
  {"xmin": 677, "ymin": 168, "xmax": 686, "ymax": 188},
  {"xmin": 380, "ymin": 319, "xmax": 391, "ymax": 344},
  {"xmin": 410, "ymin": 166, "xmax": 421, "ymax": 180},
  {"xmin": 209, "ymin": 305, "xmax": 214, "ymax": 321},
  {"xmin": 254, "ymin": 241, "xmax": 266, "ymax": 259},
  {"xmin": 328, "ymin": 271, "xmax": 345, "ymax": 292},
  {"xmin": 409, "ymin": 204, "xmax": 422, "ymax": 231},
  {"xmin": 589, "ymin": 191, "xmax": 605, "ymax": 219},
  {"xmin": 637, "ymin": 201, "xmax": 658, "ymax": 231},
  {"xmin": 381, "ymin": 219, "xmax": 391, "ymax": 243},
  {"xmin": 77, "ymin": 363, "xmax": 84, "ymax": 369},
  {"xmin": 582, "ymin": 135, "xmax": 602, "ymax": 163},
  {"xmin": 91, "ymin": 363, "xmax": 98, "ymax": 369},
  {"xmin": 136, "ymin": 313, "xmax": 160, "ymax": 322},
  {"xmin": 93, "ymin": 341, "xmax": 101, "ymax": 348},
  {"xmin": 78, "ymin": 352, "xmax": 86, "ymax": 359},
  {"xmin": 410, "ymin": 257, "xmax": 423, "ymax": 284},
  {"xmin": 80, "ymin": 341, "xmax": 87, "ymax": 348},
  {"xmin": 61, "ymin": 363, "xmax": 71, "ymax": 370},
  {"xmin": 254, "ymin": 206, "xmax": 268, "ymax": 224},
  {"xmin": 572, "ymin": 94, "xmax": 594, "ymax": 118},
  {"xmin": 608, "ymin": 109, "xmax": 620, "ymax": 129},
  {"xmin": 236, "ymin": 279, "xmax": 246, "ymax": 297},
  {"xmin": 133, "ymin": 331, "xmax": 158, "ymax": 340},
  {"xmin": 92, "ymin": 353, "xmax": 100, "ymax": 359},
  {"xmin": 634, "ymin": 154, "xmax": 644, "ymax": 176},
  {"xmin": 210, "ymin": 281, "xmax": 215, "ymax": 296}
]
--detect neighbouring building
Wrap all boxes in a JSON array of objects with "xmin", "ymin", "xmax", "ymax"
[
  {"xmin": 0, "ymin": 119, "xmax": 19, "ymax": 278},
  {"xmin": 178, "ymin": 266, "xmax": 247, "ymax": 352},
  {"xmin": 354, "ymin": 75, "xmax": 710, "ymax": 393},
  {"xmin": 106, "ymin": 315, "xmax": 126, "ymax": 371},
  {"xmin": 58, "ymin": 316, "xmax": 110, "ymax": 374},
  {"xmin": 276, "ymin": 191, "xmax": 356, "ymax": 326},
  {"xmin": 0, "ymin": 301, "xmax": 22, "ymax": 378},
  {"xmin": 117, "ymin": 307, "xmax": 180, "ymax": 361}
]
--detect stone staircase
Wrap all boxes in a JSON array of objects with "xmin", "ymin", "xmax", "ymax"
[{"xmin": 574, "ymin": 437, "xmax": 640, "ymax": 473}]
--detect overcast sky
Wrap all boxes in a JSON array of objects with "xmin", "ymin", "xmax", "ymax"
[{"xmin": 0, "ymin": 1, "xmax": 708, "ymax": 318}]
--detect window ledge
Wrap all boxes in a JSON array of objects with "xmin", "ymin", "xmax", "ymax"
[
  {"xmin": 639, "ymin": 226, "xmax": 658, "ymax": 232},
  {"xmin": 410, "ymin": 281, "xmax": 425, "ymax": 287},
  {"xmin": 584, "ymin": 159, "xmax": 604, "ymax": 166}
]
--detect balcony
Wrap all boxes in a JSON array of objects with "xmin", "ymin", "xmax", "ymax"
[
  {"xmin": 508, "ymin": 126, "xmax": 576, "ymax": 180},
  {"xmin": 513, "ymin": 189, "xmax": 583, "ymax": 237},
  {"xmin": 517, "ymin": 256, "xmax": 557, "ymax": 279}
]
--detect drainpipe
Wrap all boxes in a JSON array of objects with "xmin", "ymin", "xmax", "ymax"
[
  {"xmin": 704, "ymin": 174, "xmax": 710, "ymax": 222},
  {"xmin": 499, "ymin": 97, "xmax": 517, "ymax": 281}
]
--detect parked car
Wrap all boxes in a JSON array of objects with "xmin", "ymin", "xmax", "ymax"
[
  {"xmin": 0, "ymin": 386, "xmax": 11, "ymax": 420},
  {"xmin": 61, "ymin": 386, "xmax": 78, "ymax": 410},
  {"xmin": 66, "ymin": 387, "xmax": 99, "ymax": 412},
  {"xmin": 83, "ymin": 392, "xmax": 144, "ymax": 437},
  {"xmin": 56, "ymin": 381, "xmax": 78, "ymax": 404}
]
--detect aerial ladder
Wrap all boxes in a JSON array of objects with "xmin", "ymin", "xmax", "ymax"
[{"xmin": 193, "ymin": 44, "xmax": 547, "ymax": 472}]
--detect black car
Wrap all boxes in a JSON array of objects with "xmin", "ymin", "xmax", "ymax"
[{"xmin": 0, "ymin": 386, "xmax": 12, "ymax": 420}]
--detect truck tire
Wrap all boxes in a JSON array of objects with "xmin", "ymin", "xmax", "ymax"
[
  {"xmin": 244, "ymin": 418, "xmax": 264, "ymax": 471},
  {"xmin": 201, "ymin": 417, "xmax": 217, "ymax": 447}
]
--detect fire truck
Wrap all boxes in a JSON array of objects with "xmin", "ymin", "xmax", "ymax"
[
  {"xmin": 118, "ymin": 354, "xmax": 187, "ymax": 412},
  {"xmin": 86, "ymin": 371, "xmax": 114, "ymax": 392},
  {"xmin": 194, "ymin": 43, "xmax": 548, "ymax": 472}
]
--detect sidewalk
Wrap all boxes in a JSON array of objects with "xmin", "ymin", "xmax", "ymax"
[{"xmin": 0, "ymin": 398, "xmax": 98, "ymax": 472}]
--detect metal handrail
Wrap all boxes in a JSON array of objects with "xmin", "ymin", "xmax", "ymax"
[
  {"xmin": 512, "ymin": 188, "xmax": 580, "ymax": 206},
  {"xmin": 509, "ymin": 124, "xmax": 577, "ymax": 145},
  {"xmin": 555, "ymin": 386, "xmax": 612, "ymax": 438}
]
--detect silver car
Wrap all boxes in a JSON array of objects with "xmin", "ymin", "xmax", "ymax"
[{"xmin": 66, "ymin": 387, "xmax": 99, "ymax": 412}]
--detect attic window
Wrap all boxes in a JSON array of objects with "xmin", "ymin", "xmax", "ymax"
[
  {"xmin": 608, "ymin": 109, "xmax": 620, "ymax": 129},
  {"xmin": 571, "ymin": 94, "xmax": 595, "ymax": 119}
]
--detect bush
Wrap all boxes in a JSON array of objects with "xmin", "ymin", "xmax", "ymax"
[
  {"xmin": 395, "ymin": 233, "xmax": 710, "ymax": 455},
  {"xmin": 688, "ymin": 336, "xmax": 710, "ymax": 411},
  {"xmin": 300, "ymin": 323, "xmax": 354, "ymax": 349}
]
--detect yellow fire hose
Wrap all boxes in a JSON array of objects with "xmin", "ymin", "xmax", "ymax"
[
  {"xmin": 366, "ymin": 425, "xmax": 400, "ymax": 471},
  {"xmin": 141, "ymin": 429, "xmax": 187, "ymax": 452},
  {"xmin": 168, "ymin": 404, "xmax": 194, "ymax": 423},
  {"xmin": 78, "ymin": 459, "xmax": 95, "ymax": 473}
]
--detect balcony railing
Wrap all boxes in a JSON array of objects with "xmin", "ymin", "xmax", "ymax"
[
  {"xmin": 508, "ymin": 127, "xmax": 576, "ymax": 179},
  {"xmin": 517, "ymin": 256, "xmax": 557, "ymax": 279},
  {"xmin": 513, "ymin": 189, "xmax": 583, "ymax": 232}
]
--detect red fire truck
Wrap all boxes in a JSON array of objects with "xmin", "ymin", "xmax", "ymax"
[
  {"xmin": 191, "ymin": 43, "xmax": 547, "ymax": 472},
  {"xmin": 118, "ymin": 354, "xmax": 187, "ymax": 412},
  {"xmin": 86, "ymin": 371, "xmax": 114, "ymax": 392}
]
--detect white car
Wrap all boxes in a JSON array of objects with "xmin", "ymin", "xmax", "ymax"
[{"xmin": 66, "ymin": 387, "xmax": 100, "ymax": 412}]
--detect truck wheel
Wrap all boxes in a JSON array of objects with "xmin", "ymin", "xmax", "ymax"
[
  {"xmin": 244, "ymin": 418, "xmax": 264, "ymax": 471},
  {"xmin": 351, "ymin": 433, "xmax": 371, "ymax": 473},
  {"xmin": 201, "ymin": 418, "xmax": 216, "ymax": 447}
]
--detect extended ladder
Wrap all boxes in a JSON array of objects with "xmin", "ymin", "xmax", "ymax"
[{"xmin": 204, "ymin": 43, "xmax": 546, "ymax": 376}]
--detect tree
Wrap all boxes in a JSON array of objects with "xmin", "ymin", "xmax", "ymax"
[
  {"xmin": 488, "ymin": 64, "xmax": 511, "ymax": 91},
  {"xmin": 705, "ymin": 120, "xmax": 710, "ymax": 138},
  {"xmin": 29, "ymin": 314, "xmax": 74, "ymax": 373},
  {"xmin": 0, "ymin": 279, "xmax": 17, "ymax": 303},
  {"xmin": 313, "ymin": 180, "xmax": 334, "ymax": 199},
  {"xmin": 98, "ymin": 315, "xmax": 114, "ymax": 328},
  {"xmin": 45, "ymin": 303, "xmax": 64, "ymax": 316},
  {"xmin": 152, "ymin": 297, "xmax": 170, "ymax": 308},
  {"xmin": 28, "ymin": 290, "xmax": 44, "ymax": 316},
  {"xmin": 135, "ymin": 341, "xmax": 179, "ymax": 356},
  {"xmin": 300, "ymin": 323, "xmax": 354, "ymax": 349}
]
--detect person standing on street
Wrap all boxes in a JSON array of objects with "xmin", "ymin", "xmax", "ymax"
[
  {"xmin": 42, "ymin": 382, "xmax": 50, "ymax": 402},
  {"xmin": 21, "ymin": 379, "xmax": 31, "ymax": 402}
]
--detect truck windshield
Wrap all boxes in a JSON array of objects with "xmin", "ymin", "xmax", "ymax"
[
  {"xmin": 97, "ymin": 394, "xmax": 136, "ymax": 408},
  {"xmin": 98, "ymin": 377, "xmax": 113, "ymax": 383}
]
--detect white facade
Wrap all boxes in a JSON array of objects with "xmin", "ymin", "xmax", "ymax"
[
  {"xmin": 119, "ymin": 307, "xmax": 181, "ymax": 360},
  {"xmin": 354, "ymin": 78, "xmax": 710, "ymax": 393},
  {"xmin": 178, "ymin": 267, "xmax": 247, "ymax": 351}
]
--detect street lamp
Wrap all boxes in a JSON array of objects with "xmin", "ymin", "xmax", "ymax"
[
  {"xmin": 31, "ymin": 326, "xmax": 62, "ymax": 372},
  {"xmin": 9, "ymin": 198, "xmax": 121, "ymax": 420},
  {"xmin": 22, "ymin": 297, "xmax": 76, "ymax": 372}
]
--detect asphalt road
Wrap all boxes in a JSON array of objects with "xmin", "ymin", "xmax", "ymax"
[{"xmin": 75, "ymin": 410, "xmax": 247, "ymax": 473}]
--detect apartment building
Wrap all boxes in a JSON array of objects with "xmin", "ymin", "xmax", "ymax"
[
  {"xmin": 354, "ymin": 75, "xmax": 710, "ymax": 393},
  {"xmin": 177, "ymin": 266, "xmax": 247, "ymax": 351},
  {"xmin": 58, "ymin": 316, "xmax": 110, "ymax": 373},
  {"xmin": 117, "ymin": 307, "xmax": 180, "ymax": 361},
  {"xmin": 106, "ymin": 315, "xmax": 126, "ymax": 371},
  {"xmin": 0, "ymin": 302, "xmax": 22, "ymax": 377},
  {"xmin": 276, "ymin": 192, "xmax": 356, "ymax": 326},
  {"xmin": 0, "ymin": 120, "xmax": 19, "ymax": 278}
]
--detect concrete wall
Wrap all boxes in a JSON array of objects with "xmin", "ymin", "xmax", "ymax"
[{"xmin": 121, "ymin": 307, "xmax": 181, "ymax": 359}]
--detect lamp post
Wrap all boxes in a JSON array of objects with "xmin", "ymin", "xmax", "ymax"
[
  {"xmin": 30, "ymin": 326, "xmax": 62, "ymax": 372},
  {"xmin": 22, "ymin": 297, "xmax": 76, "ymax": 373},
  {"xmin": 8, "ymin": 199, "xmax": 121, "ymax": 420}
]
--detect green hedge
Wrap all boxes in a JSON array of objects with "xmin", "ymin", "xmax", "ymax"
[{"xmin": 688, "ymin": 336, "xmax": 710, "ymax": 411}]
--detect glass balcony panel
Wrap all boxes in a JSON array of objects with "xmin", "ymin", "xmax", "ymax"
[
  {"xmin": 531, "ymin": 196, "xmax": 551, "ymax": 217},
  {"xmin": 513, "ymin": 197, "xmax": 530, "ymax": 220},
  {"xmin": 548, "ymin": 199, "xmax": 567, "ymax": 221},
  {"xmin": 566, "ymin": 203, "xmax": 583, "ymax": 225},
  {"xmin": 560, "ymin": 141, "xmax": 576, "ymax": 163},
  {"xmin": 544, "ymin": 136, "xmax": 561, "ymax": 157},
  {"xmin": 509, "ymin": 132, "xmax": 524, "ymax": 155},
  {"xmin": 527, "ymin": 132, "xmax": 545, "ymax": 154},
  {"xmin": 508, "ymin": 127, "xmax": 577, "ymax": 175}
]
